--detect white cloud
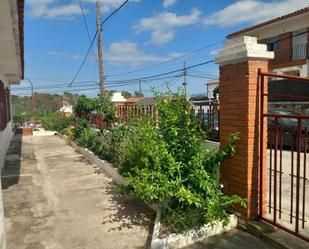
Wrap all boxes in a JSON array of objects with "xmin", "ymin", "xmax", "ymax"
[
  {"xmin": 163, "ymin": 0, "xmax": 178, "ymax": 8},
  {"xmin": 27, "ymin": 0, "xmax": 83, "ymax": 20},
  {"xmin": 27, "ymin": 0, "xmax": 54, "ymax": 4},
  {"xmin": 48, "ymin": 51, "xmax": 66, "ymax": 56},
  {"xmin": 203, "ymin": 0, "xmax": 308, "ymax": 27},
  {"xmin": 135, "ymin": 8, "xmax": 201, "ymax": 45},
  {"xmin": 83, "ymin": 0, "xmax": 140, "ymax": 13},
  {"xmin": 209, "ymin": 49, "xmax": 220, "ymax": 56},
  {"xmin": 105, "ymin": 40, "xmax": 185, "ymax": 65},
  {"xmin": 71, "ymin": 54, "xmax": 84, "ymax": 60},
  {"xmin": 48, "ymin": 51, "xmax": 86, "ymax": 61}
]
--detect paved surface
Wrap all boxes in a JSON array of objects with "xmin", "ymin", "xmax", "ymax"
[
  {"xmin": 265, "ymin": 149, "xmax": 309, "ymax": 238},
  {"xmin": 2, "ymin": 135, "xmax": 154, "ymax": 249},
  {"xmin": 183, "ymin": 229, "xmax": 274, "ymax": 249}
]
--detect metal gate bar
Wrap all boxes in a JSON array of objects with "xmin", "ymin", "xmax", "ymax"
[{"xmin": 259, "ymin": 71, "xmax": 309, "ymax": 242}]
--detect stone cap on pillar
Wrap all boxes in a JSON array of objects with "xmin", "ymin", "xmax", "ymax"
[{"xmin": 215, "ymin": 36, "xmax": 274, "ymax": 65}]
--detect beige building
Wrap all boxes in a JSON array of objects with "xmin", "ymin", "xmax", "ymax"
[
  {"xmin": 228, "ymin": 7, "xmax": 309, "ymax": 77},
  {"xmin": 0, "ymin": 0, "xmax": 24, "ymax": 248}
]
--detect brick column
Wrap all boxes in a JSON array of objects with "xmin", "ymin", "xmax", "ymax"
[{"xmin": 216, "ymin": 36, "xmax": 274, "ymax": 221}]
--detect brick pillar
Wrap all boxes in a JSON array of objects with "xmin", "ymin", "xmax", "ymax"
[{"xmin": 216, "ymin": 36, "xmax": 274, "ymax": 221}]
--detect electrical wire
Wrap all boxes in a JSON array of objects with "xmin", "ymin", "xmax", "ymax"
[
  {"xmin": 69, "ymin": 0, "xmax": 129, "ymax": 87},
  {"xmin": 105, "ymin": 40, "xmax": 224, "ymax": 78},
  {"xmin": 78, "ymin": 0, "xmax": 98, "ymax": 67}
]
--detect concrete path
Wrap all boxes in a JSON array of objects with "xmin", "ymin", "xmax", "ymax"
[{"xmin": 2, "ymin": 135, "xmax": 154, "ymax": 249}]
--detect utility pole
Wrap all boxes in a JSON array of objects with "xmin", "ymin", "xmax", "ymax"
[
  {"xmin": 25, "ymin": 78, "xmax": 35, "ymax": 116},
  {"xmin": 139, "ymin": 80, "xmax": 142, "ymax": 94},
  {"xmin": 183, "ymin": 62, "xmax": 188, "ymax": 99},
  {"xmin": 97, "ymin": 0, "xmax": 105, "ymax": 95}
]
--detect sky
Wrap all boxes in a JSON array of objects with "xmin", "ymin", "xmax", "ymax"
[{"xmin": 12, "ymin": 0, "xmax": 309, "ymax": 97}]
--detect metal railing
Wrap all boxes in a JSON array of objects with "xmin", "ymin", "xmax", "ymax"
[
  {"xmin": 292, "ymin": 43, "xmax": 308, "ymax": 61},
  {"xmin": 259, "ymin": 71, "xmax": 309, "ymax": 242},
  {"xmin": 84, "ymin": 101, "xmax": 220, "ymax": 142},
  {"xmin": 192, "ymin": 100, "xmax": 220, "ymax": 141},
  {"xmin": 269, "ymin": 43, "xmax": 308, "ymax": 66}
]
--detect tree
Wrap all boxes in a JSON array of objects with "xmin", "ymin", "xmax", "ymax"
[
  {"xmin": 121, "ymin": 90, "xmax": 132, "ymax": 99},
  {"xmin": 213, "ymin": 86, "xmax": 219, "ymax": 98},
  {"xmin": 190, "ymin": 95, "xmax": 208, "ymax": 101},
  {"xmin": 134, "ymin": 91, "xmax": 144, "ymax": 98}
]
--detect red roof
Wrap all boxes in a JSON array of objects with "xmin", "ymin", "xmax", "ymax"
[
  {"xmin": 126, "ymin": 97, "xmax": 142, "ymax": 103},
  {"xmin": 18, "ymin": 0, "xmax": 24, "ymax": 80},
  {"xmin": 228, "ymin": 6, "xmax": 309, "ymax": 38}
]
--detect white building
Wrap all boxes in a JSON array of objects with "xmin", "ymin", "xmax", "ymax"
[
  {"xmin": 111, "ymin": 92, "xmax": 127, "ymax": 105},
  {"xmin": 59, "ymin": 101, "xmax": 73, "ymax": 117},
  {"xmin": 207, "ymin": 81, "xmax": 219, "ymax": 99},
  {"xmin": 0, "ymin": 0, "xmax": 24, "ymax": 248}
]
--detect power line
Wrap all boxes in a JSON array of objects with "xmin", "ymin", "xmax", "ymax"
[
  {"xmin": 78, "ymin": 0, "xmax": 99, "ymax": 67},
  {"xmin": 187, "ymin": 74, "xmax": 218, "ymax": 80},
  {"xmin": 69, "ymin": 0, "xmax": 129, "ymax": 87},
  {"xmin": 108, "ymin": 60, "xmax": 215, "ymax": 83},
  {"xmin": 101, "ymin": 0, "xmax": 129, "ymax": 26},
  {"xmin": 106, "ymin": 29, "xmax": 309, "ymax": 80},
  {"xmin": 12, "ymin": 83, "xmax": 99, "ymax": 92},
  {"xmin": 69, "ymin": 33, "xmax": 98, "ymax": 87},
  {"xmin": 17, "ymin": 60, "xmax": 215, "ymax": 95},
  {"xmin": 12, "ymin": 75, "xmax": 182, "ymax": 93},
  {"xmin": 105, "ymin": 40, "xmax": 224, "ymax": 78}
]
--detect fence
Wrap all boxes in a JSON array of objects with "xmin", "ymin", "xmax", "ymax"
[
  {"xmin": 117, "ymin": 105, "xmax": 157, "ymax": 125},
  {"xmin": 259, "ymin": 71, "xmax": 309, "ymax": 242},
  {"xmin": 192, "ymin": 100, "xmax": 220, "ymax": 141},
  {"xmin": 83, "ymin": 100, "xmax": 220, "ymax": 141}
]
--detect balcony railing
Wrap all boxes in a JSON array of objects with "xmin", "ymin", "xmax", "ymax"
[
  {"xmin": 269, "ymin": 43, "xmax": 308, "ymax": 65},
  {"xmin": 292, "ymin": 43, "xmax": 308, "ymax": 61}
]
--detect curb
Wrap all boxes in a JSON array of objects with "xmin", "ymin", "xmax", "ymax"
[
  {"xmin": 59, "ymin": 134, "xmax": 239, "ymax": 249},
  {"xmin": 151, "ymin": 212, "xmax": 238, "ymax": 249}
]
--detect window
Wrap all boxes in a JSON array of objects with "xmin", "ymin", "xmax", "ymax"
[
  {"xmin": 267, "ymin": 36, "xmax": 279, "ymax": 51},
  {"xmin": 0, "ymin": 81, "xmax": 11, "ymax": 131},
  {"xmin": 0, "ymin": 81, "xmax": 6, "ymax": 130},
  {"xmin": 6, "ymin": 88, "xmax": 11, "ymax": 122}
]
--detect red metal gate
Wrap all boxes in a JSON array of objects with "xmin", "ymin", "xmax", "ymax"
[{"xmin": 259, "ymin": 71, "xmax": 309, "ymax": 242}]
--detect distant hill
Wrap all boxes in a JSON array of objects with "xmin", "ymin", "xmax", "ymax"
[{"xmin": 12, "ymin": 92, "xmax": 80, "ymax": 119}]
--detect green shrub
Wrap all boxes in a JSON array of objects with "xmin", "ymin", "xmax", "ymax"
[
  {"xmin": 78, "ymin": 127, "xmax": 97, "ymax": 149},
  {"xmin": 41, "ymin": 113, "xmax": 72, "ymax": 133},
  {"xmin": 73, "ymin": 117, "xmax": 89, "ymax": 140},
  {"xmin": 70, "ymin": 90, "xmax": 246, "ymax": 234},
  {"xmin": 117, "ymin": 92, "xmax": 246, "ymax": 233},
  {"xmin": 91, "ymin": 135, "xmax": 105, "ymax": 159},
  {"xmin": 104, "ymin": 124, "xmax": 133, "ymax": 164},
  {"xmin": 74, "ymin": 93, "xmax": 117, "ymax": 122}
]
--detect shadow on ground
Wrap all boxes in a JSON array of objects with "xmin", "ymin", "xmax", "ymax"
[
  {"xmin": 1, "ymin": 135, "xmax": 23, "ymax": 189},
  {"xmin": 101, "ymin": 180, "xmax": 155, "ymax": 248},
  {"xmin": 183, "ymin": 229, "xmax": 274, "ymax": 249}
]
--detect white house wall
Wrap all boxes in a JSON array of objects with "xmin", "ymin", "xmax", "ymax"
[
  {"xmin": 237, "ymin": 12, "xmax": 309, "ymax": 40},
  {"xmin": 0, "ymin": 70, "xmax": 13, "ymax": 170},
  {"xmin": 0, "ymin": 69, "xmax": 13, "ymax": 249}
]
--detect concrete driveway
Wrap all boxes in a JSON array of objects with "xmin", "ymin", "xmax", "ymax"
[
  {"xmin": 265, "ymin": 149, "xmax": 309, "ymax": 238},
  {"xmin": 2, "ymin": 135, "xmax": 154, "ymax": 249}
]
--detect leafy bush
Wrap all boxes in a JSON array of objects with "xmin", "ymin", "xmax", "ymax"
[
  {"xmin": 73, "ymin": 117, "xmax": 89, "ymax": 140},
  {"xmin": 116, "ymin": 92, "xmax": 246, "ymax": 233},
  {"xmin": 41, "ymin": 113, "xmax": 72, "ymax": 133},
  {"xmin": 70, "ymin": 89, "xmax": 246, "ymax": 233},
  {"xmin": 77, "ymin": 127, "xmax": 97, "ymax": 149},
  {"xmin": 104, "ymin": 124, "xmax": 133, "ymax": 164},
  {"xmin": 74, "ymin": 93, "xmax": 117, "ymax": 122}
]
